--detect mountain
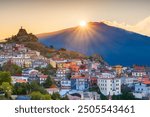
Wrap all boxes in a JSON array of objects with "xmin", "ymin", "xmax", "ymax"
[{"xmin": 37, "ymin": 22, "xmax": 150, "ymax": 66}]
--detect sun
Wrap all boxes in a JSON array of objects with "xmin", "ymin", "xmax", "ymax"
[{"xmin": 79, "ymin": 20, "xmax": 87, "ymax": 27}]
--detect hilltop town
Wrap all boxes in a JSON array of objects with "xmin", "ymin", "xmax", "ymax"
[{"xmin": 0, "ymin": 28, "xmax": 150, "ymax": 100}]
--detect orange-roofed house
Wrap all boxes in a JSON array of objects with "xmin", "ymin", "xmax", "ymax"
[
  {"xmin": 112, "ymin": 65, "xmax": 123, "ymax": 76},
  {"xmin": 15, "ymin": 79, "xmax": 27, "ymax": 83},
  {"xmin": 46, "ymin": 84, "xmax": 59, "ymax": 95},
  {"xmin": 138, "ymin": 75, "xmax": 150, "ymax": 82},
  {"xmin": 63, "ymin": 62, "xmax": 71, "ymax": 68},
  {"xmin": 11, "ymin": 76, "xmax": 28, "ymax": 84},
  {"xmin": 70, "ymin": 65, "xmax": 80, "ymax": 72},
  {"xmin": 70, "ymin": 61, "xmax": 77, "ymax": 66}
]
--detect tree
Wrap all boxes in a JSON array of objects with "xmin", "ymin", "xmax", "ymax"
[
  {"xmin": 30, "ymin": 91, "xmax": 43, "ymax": 100},
  {"xmin": 100, "ymin": 92, "xmax": 107, "ymax": 100},
  {"xmin": 66, "ymin": 72, "xmax": 71, "ymax": 80},
  {"xmin": 49, "ymin": 45, "xmax": 54, "ymax": 49},
  {"xmin": 30, "ymin": 91, "xmax": 51, "ymax": 100},
  {"xmin": 59, "ymin": 48, "xmax": 66, "ymax": 51},
  {"xmin": 43, "ymin": 76, "xmax": 53, "ymax": 88},
  {"xmin": 120, "ymin": 85, "xmax": 135, "ymax": 100},
  {"xmin": 120, "ymin": 91, "xmax": 135, "ymax": 100},
  {"xmin": 51, "ymin": 92, "xmax": 69, "ymax": 100},
  {"xmin": 80, "ymin": 65, "xmax": 86, "ymax": 69},
  {"xmin": 41, "ymin": 94, "xmax": 51, "ymax": 100},
  {"xmin": 0, "ymin": 71, "xmax": 11, "ymax": 85},
  {"xmin": 51, "ymin": 92, "xmax": 61, "ymax": 100},
  {"xmin": 61, "ymin": 95, "xmax": 69, "ymax": 100},
  {"xmin": 89, "ymin": 85, "xmax": 100, "ymax": 93},
  {"xmin": 0, "ymin": 82, "xmax": 12, "ymax": 98},
  {"xmin": 112, "ymin": 95, "xmax": 121, "ymax": 100},
  {"xmin": 30, "ymin": 81, "xmax": 48, "ymax": 94},
  {"xmin": 2, "ymin": 61, "xmax": 22, "ymax": 75},
  {"xmin": 13, "ymin": 83, "xmax": 30, "ymax": 95},
  {"xmin": 112, "ymin": 85, "xmax": 136, "ymax": 100},
  {"xmin": 0, "ymin": 46, "xmax": 3, "ymax": 50}
]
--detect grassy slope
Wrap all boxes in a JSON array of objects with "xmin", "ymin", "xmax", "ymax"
[{"xmin": 22, "ymin": 41, "xmax": 86, "ymax": 59}]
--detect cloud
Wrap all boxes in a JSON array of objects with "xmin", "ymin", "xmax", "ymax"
[
  {"xmin": 103, "ymin": 16, "xmax": 150, "ymax": 36},
  {"xmin": 135, "ymin": 16, "xmax": 150, "ymax": 36}
]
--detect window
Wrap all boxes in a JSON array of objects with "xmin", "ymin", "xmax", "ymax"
[
  {"xmin": 81, "ymin": 82, "xmax": 84, "ymax": 85},
  {"xmin": 116, "ymin": 80, "xmax": 119, "ymax": 82},
  {"xmin": 116, "ymin": 84, "xmax": 119, "ymax": 86}
]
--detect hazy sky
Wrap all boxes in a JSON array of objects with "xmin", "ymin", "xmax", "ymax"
[{"xmin": 0, "ymin": 0, "xmax": 150, "ymax": 40}]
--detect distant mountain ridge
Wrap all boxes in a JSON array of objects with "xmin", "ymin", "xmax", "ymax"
[{"xmin": 38, "ymin": 22, "xmax": 150, "ymax": 66}]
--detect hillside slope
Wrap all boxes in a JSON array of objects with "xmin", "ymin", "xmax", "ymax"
[{"xmin": 5, "ymin": 28, "xmax": 86, "ymax": 59}]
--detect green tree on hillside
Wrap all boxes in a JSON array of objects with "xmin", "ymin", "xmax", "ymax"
[
  {"xmin": 0, "ymin": 71, "xmax": 11, "ymax": 85},
  {"xmin": 30, "ymin": 81, "xmax": 48, "ymax": 94},
  {"xmin": 49, "ymin": 45, "xmax": 54, "ymax": 49},
  {"xmin": 30, "ymin": 91, "xmax": 51, "ymax": 100},
  {"xmin": 13, "ymin": 83, "xmax": 30, "ymax": 95},
  {"xmin": 43, "ymin": 76, "xmax": 53, "ymax": 88},
  {"xmin": 51, "ymin": 92, "xmax": 61, "ymax": 100},
  {"xmin": 59, "ymin": 48, "xmax": 66, "ymax": 51},
  {"xmin": 0, "ymin": 82, "xmax": 12, "ymax": 98},
  {"xmin": 2, "ymin": 61, "xmax": 22, "ymax": 75},
  {"xmin": 112, "ymin": 85, "xmax": 136, "ymax": 100}
]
